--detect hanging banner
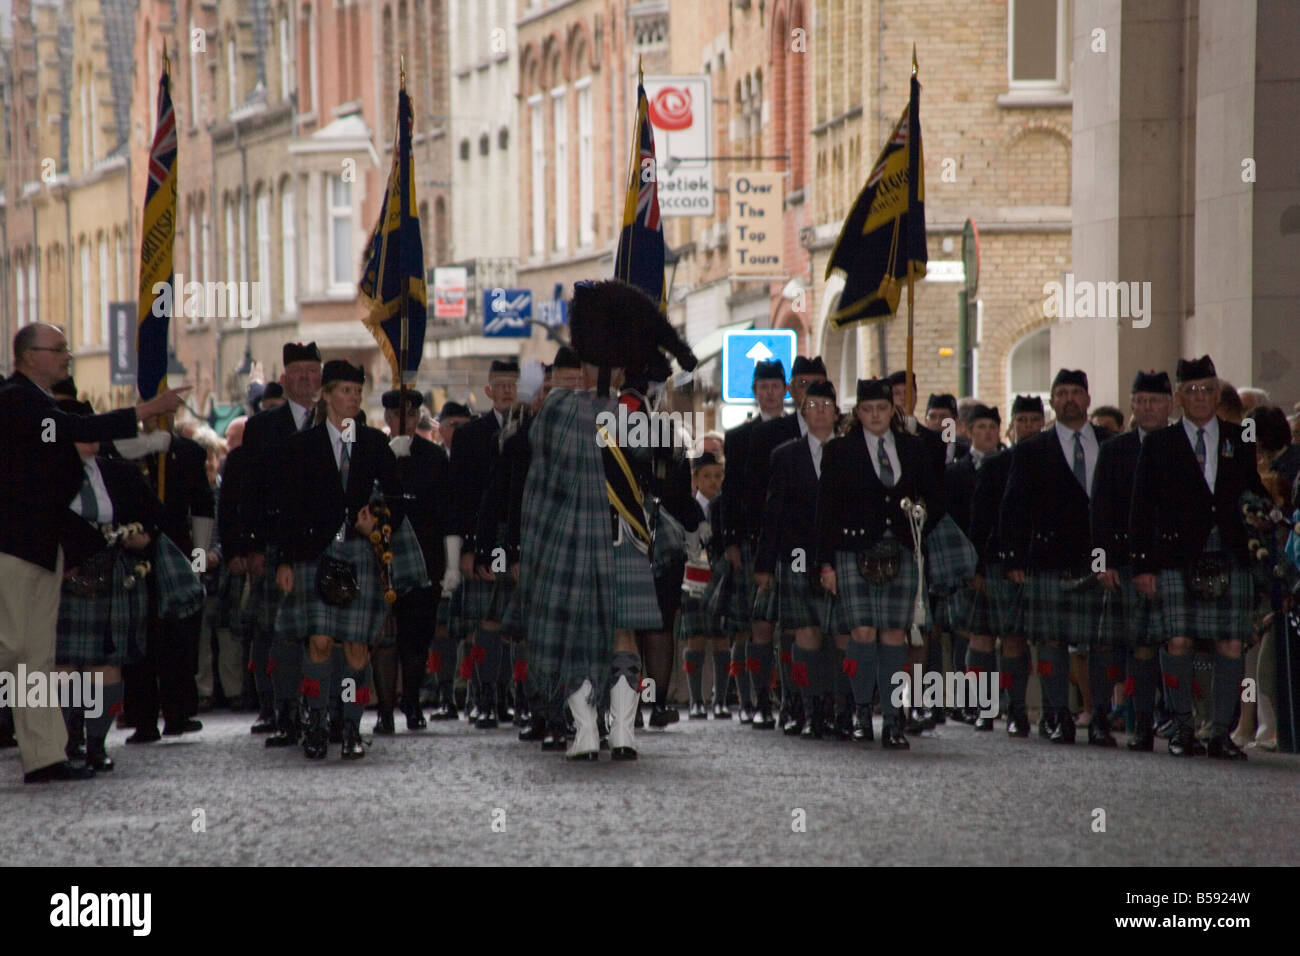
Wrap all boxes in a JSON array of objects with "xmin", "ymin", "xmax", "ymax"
[{"xmin": 728, "ymin": 172, "xmax": 783, "ymax": 277}]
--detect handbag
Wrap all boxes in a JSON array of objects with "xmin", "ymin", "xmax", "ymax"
[
  {"xmin": 1186, "ymin": 552, "xmax": 1231, "ymax": 601},
  {"xmin": 65, "ymin": 547, "xmax": 115, "ymax": 598},
  {"xmin": 316, "ymin": 555, "xmax": 360, "ymax": 607},
  {"xmin": 857, "ymin": 538, "xmax": 902, "ymax": 583}
]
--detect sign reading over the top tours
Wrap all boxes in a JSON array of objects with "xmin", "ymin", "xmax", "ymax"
[{"xmin": 643, "ymin": 75, "xmax": 714, "ymax": 218}]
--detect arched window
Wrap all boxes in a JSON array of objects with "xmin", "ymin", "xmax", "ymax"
[{"xmin": 1007, "ymin": 326, "xmax": 1051, "ymax": 409}]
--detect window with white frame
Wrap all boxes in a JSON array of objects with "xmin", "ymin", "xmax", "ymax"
[
  {"xmin": 116, "ymin": 233, "xmax": 126, "ymax": 296},
  {"xmin": 90, "ymin": 80, "xmax": 99, "ymax": 163},
  {"xmin": 256, "ymin": 191, "xmax": 272, "ymax": 321},
  {"xmin": 529, "ymin": 95, "xmax": 544, "ymax": 257},
  {"xmin": 98, "ymin": 238, "xmax": 109, "ymax": 342},
  {"xmin": 225, "ymin": 200, "xmax": 237, "ymax": 298},
  {"xmin": 80, "ymin": 241, "xmax": 93, "ymax": 346},
  {"xmin": 552, "ymin": 87, "xmax": 567, "ymax": 253},
  {"xmin": 577, "ymin": 80, "xmax": 594, "ymax": 247},
  {"xmin": 1008, "ymin": 0, "xmax": 1070, "ymax": 91},
  {"xmin": 80, "ymin": 83, "xmax": 90, "ymax": 171},
  {"xmin": 282, "ymin": 187, "xmax": 297, "ymax": 312},
  {"xmin": 228, "ymin": 38, "xmax": 239, "ymax": 110},
  {"xmin": 239, "ymin": 195, "xmax": 249, "ymax": 288},
  {"xmin": 328, "ymin": 175, "xmax": 352, "ymax": 290},
  {"xmin": 201, "ymin": 210, "xmax": 212, "ymax": 286},
  {"xmin": 280, "ymin": 14, "xmax": 294, "ymax": 101}
]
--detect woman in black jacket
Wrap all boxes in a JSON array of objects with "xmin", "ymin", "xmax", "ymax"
[
  {"xmin": 275, "ymin": 360, "xmax": 427, "ymax": 760},
  {"xmin": 817, "ymin": 379, "xmax": 944, "ymax": 749}
]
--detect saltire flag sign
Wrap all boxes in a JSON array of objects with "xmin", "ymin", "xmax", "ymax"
[
  {"xmin": 136, "ymin": 52, "xmax": 178, "ymax": 400},
  {"xmin": 360, "ymin": 85, "xmax": 428, "ymax": 380},
  {"xmin": 614, "ymin": 72, "xmax": 666, "ymax": 309},
  {"xmin": 825, "ymin": 71, "xmax": 927, "ymax": 330}
]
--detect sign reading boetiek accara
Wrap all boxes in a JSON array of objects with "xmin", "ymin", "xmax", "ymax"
[{"xmin": 729, "ymin": 173, "xmax": 783, "ymax": 276}]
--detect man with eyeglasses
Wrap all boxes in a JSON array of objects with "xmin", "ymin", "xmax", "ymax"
[
  {"xmin": 1091, "ymin": 370, "xmax": 1174, "ymax": 751},
  {"xmin": 1129, "ymin": 356, "xmax": 1269, "ymax": 760},
  {"xmin": 0, "ymin": 323, "xmax": 189, "ymax": 782}
]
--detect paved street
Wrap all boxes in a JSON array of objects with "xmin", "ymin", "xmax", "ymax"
[{"xmin": 4, "ymin": 710, "xmax": 1298, "ymax": 866}]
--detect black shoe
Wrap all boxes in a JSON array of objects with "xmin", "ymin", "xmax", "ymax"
[
  {"xmin": 265, "ymin": 705, "xmax": 301, "ymax": 748},
  {"xmin": 1155, "ymin": 717, "xmax": 1176, "ymax": 740},
  {"xmin": 852, "ymin": 706, "xmax": 875, "ymax": 743},
  {"xmin": 518, "ymin": 715, "xmax": 547, "ymax": 741},
  {"xmin": 832, "ymin": 710, "xmax": 854, "ymax": 740},
  {"xmin": 1207, "ymin": 734, "xmax": 1247, "ymax": 761},
  {"xmin": 737, "ymin": 705, "xmax": 754, "ymax": 724},
  {"xmin": 341, "ymin": 722, "xmax": 365, "ymax": 760},
  {"xmin": 800, "ymin": 699, "xmax": 825, "ymax": 740},
  {"xmin": 429, "ymin": 699, "xmax": 458, "ymax": 721},
  {"xmin": 688, "ymin": 700, "xmax": 708, "ymax": 720},
  {"xmin": 475, "ymin": 685, "xmax": 499, "ymax": 729},
  {"xmin": 125, "ymin": 727, "xmax": 161, "ymax": 745},
  {"xmin": 973, "ymin": 714, "xmax": 996, "ymax": 731},
  {"xmin": 162, "ymin": 717, "xmax": 203, "ymax": 737},
  {"xmin": 1038, "ymin": 710, "xmax": 1057, "ymax": 740},
  {"xmin": 0, "ymin": 733, "xmax": 16, "ymax": 749},
  {"xmin": 1167, "ymin": 723, "xmax": 1201, "ymax": 757},
  {"xmin": 373, "ymin": 710, "xmax": 396, "ymax": 735},
  {"xmin": 783, "ymin": 709, "xmax": 805, "ymax": 735},
  {"xmin": 1007, "ymin": 707, "xmax": 1031, "ymax": 738},
  {"xmin": 931, "ymin": 707, "xmax": 947, "ymax": 725},
  {"xmin": 881, "ymin": 720, "xmax": 910, "ymax": 750},
  {"xmin": 403, "ymin": 705, "xmax": 428, "ymax": 731},
  {"xmin": 86, "ymin": 740, "xmax": 114, "ymax": 772},
  {"xmin": 648, "ymin": 703, "xmax": 679, "ymax": 728},
  {"xmin": 1049, "ymin": 709, "xmax": 1076, "ymax": 744},
  {"xmin": 611, "ymin": 746, "xmax": 637, "ymax": 761},
  {"xmin": 250, "ymin": 710, "xmax": 276, "ymax": 734},
  {"xmin": 1088, "ymin": 714, "xmax": 1117, "ymax": 748},
  {"xmin": 65, "ymin": 740, "xmax": 87, "ymax": 761},
  {"xmin": 751, "ymin": 697, "xmax": 776, "ymax": 730},
  {"xmin": 1127, "ymin": 714, "xmax": 1155, "ymax": 752},
  {"xmin": 541, "ymin": 721, "xmax": 567, "ymax": 751},
  {"xmin": 711, "ymin": 700, "xmax": 731, "ymax": 720},
  {"xmin": 24, "ymin": 760, "xmax": 95, "ymax": 783},
  {"xmin": 302, "ymin": 711, "xmax": 329, "ymax": 759},
  {"xmin": 947, "ymin": 707, "xmax": 971, "ymax": 724}
]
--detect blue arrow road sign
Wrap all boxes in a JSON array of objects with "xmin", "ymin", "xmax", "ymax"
[{"xmin": 722, "ymin": 329, "xmax": 797, "ymax": 403}]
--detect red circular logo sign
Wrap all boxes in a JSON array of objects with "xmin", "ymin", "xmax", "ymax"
[{"xmin": 648, "ymin": 87, "xmax": 693, "ymax": 131}]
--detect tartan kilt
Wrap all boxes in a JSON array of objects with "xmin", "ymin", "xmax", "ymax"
[
  {"xmin": 720, "ymin": 541, "xmax": 758, "ymax": 630},
  {"xmin": 275, "ymin": 538, "xmax": 388, "ymax": 646},
  {"xmin": 56, "ymin": 550, "xmax": 148, "ymax": 667},
  {"xmin": 925, "ymin": 515, "xmax": 978, "ymax": 592},
  {"xmin": 612, "ymin": 534, "xmax": 662, "ymax": 631},
  {"xmin": 776, "ymin": 563, "xmax": 822, "ymax": 630},
  {"xmin": 676, "ymin": 591, "xmax": 715, "ymax": 639},
  {"xmin": 830, "ymin": 547, "xmax": 921, "ymax": 632},
  {"xmin": 1156, "ymin": 565, "xmax": 1253, "ymax": 641},
  {"xmin": 453, "ymin": 578, "xmax": 497, "ymax": 637},
  {"xmin": 154, "ymin": 533, "xmax": 205, "ymax": 621},
  {"xmin": 387, "ymin": 517, "xmax": 431, "ymax": 595},
  {"xmin": 498, "ymin": 583, "xmax": 525, "ymax": 639},
  {"xmin": 1022, "ymin": 572, "xmax": 1106, "ymax": 646},
  {"xmin": 435, "ymin": 591, "xmax": 452, "ymax": 630},
  {"xmin": 1095, "ymin": 569, "xmax": 1164, "ymax": 647}
]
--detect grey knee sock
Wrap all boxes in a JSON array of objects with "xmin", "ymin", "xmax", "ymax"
[
  {"xmin": 791, "ymin": 644, "xmax": 821, "ymax": 716},
  {"xmin": 711, "ymin": 650, "xmax": 730, "ymax": 703},
  {"xmin": 844, "ymin": 640, "xmax": 878, "ymax": 709},
  {"xmin": 1159, "ymin": 649, "xmax": 1195, "ymax": 721},
  {"xmin": 1037, "ymin": 645, "xmax": 1070, "ymax": 712},
  {"xmin": 731, "ymin": 641, "xmax": 752, "ymax": 707},
  {"xmin": 1088, "ymin": 647, "xmax": 1122, "ymax": 718},
  {"xmin": 270, "ymin": 636, "xmax": 303, "ymax": 708},
  {"xmin": 683, "ymin": 650, "xmax": 705, "ymax": 703},
  {"xmin": 749, "ymin": 642, "xmax": 774, "ymax": 700},
  {"xmin": 475, "ymin": 626, "xmax": 503, "ymax": 691},
  {"xmin": 1211, "ymin": 654, "xmax": 1245, "ymax": 737},
  {"xmin": 778, "ymin": 632, "xmax": 795, "ymax": 706},
  {"xmin": 85, "ymin": 681, "xmax": 123, "ymax": 750},
  {"xmin": 329, "ymin": 645, "xmax": 346, "ymax": 722},
  {"xmin": 611, "ymin": 651, "xmax": 641, "ymax": 691},
  {"xmin": 877, "ymin": 643, "xmax": 908, "ymax": 722},
  {"xmin": 301, "ymin": 656, "xmax": 332, "ymax": 712},
  {"xmin": 1127, "ymin": 653, "xmax": 1158, "ymax": 723},
  {"xmin": 342, "ymin": 664, "xmax": 371, "ymax": 726},
  {"xmin": 1001, "ymin": 652, "xmax": 1029, "ymax": 711}
]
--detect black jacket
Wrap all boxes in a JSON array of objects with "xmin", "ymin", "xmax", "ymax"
[
  {"xmin": 63, "ymin": 456, "xmax": 163, "ymax": 571},
  {"xmin": 943, "ymin": 453, "xmax": 979, "ymax": 535},
  {"xmin": 740, "ymin": 413, "xmax": 801, "ymax": 545},
  {"xmin": 275, "ymin": 423, "xmax": 404, "ymax": 565},
  {"xmin": 969, "ymin": 447, "xmax": 1015, "ymax": 570},
  {"xmin": 395, "ymin": 435, "xmax": 450, "ymax": 582},
  {"xmin": 1129, "ymin": 418, "xmax": 1267, "ymax": 572},
  {"xmin": 239, "ymin": 401, "xmax": 301, "ymax": 551},
  {"xmin": 1090, "ymin": 429, "xmax": 1143, "ymax": 567},
  {"xmin": 0, "ymin": 372, "xmax": 139, "ymax": 570},
  {"xmin": 816, "ymin": 426, "xmax": 944, "ymax": 567},
  {"xmin": 756, "ymin": 434, "xmax": 820, "ymax": 575},
  {"xmin": 141, "ymin": 433, "xmax": 215, "ymax": 557},
  {"xmin": 448, "ymin": 410, "xmax": 502, "ymax": 550},
  {"xmin": 475, "ymin": 410, "xmax": 529, "ymax": 567},
  {"xmin": 218, "ymin": 445, "xmax": 254, "ymax": 558},
  {"xmin": 999, "ymin": 423, "xmax": 1112, "ymax": 572}
]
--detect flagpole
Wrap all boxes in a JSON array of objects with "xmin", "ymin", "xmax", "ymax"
[
  {"xmin": 397, "ymin": 57, "xmax": 409, "ymax": 436},
  {"xmin": 158, "ymin": 38, "xmax": 172, "ymax": 501},
  {"xmin": 904, "ymin": 46, "xmax": 917, "ymax": 418}
]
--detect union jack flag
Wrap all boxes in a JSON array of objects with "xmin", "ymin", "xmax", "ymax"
[
  {"xmin": 136, "ymin": 56, "xmax": 178, "ymax": 401},
  {"xmin": 614, "ymin": 77, "xmax": 665, "ymax": 308}
]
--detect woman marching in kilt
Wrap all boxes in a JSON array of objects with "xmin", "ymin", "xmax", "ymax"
[
  {"xmin": 275, "ymin": 360, "xmax": 428, "ymax": 760},
  {"xmin": 817, "ymin": 379, "xmax": 945, "ymax": 749},
  {"xmin": 55, "ymin": 400, "xmax": 162, "ymax": 771}
]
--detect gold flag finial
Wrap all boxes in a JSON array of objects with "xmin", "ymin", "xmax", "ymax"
[
  {"xmin": 162, "ymin": 39, "xmax": 170, "ymax": 74},
  {"xmin": 912, "ymin": 44, "xmax": 918, "ymax": 76},
  {"xmin": 400, "ymin": 56, "xmax": 406, "ymax": 92},
  {"xmin": 637, "ymin": 55, "xmax": 643, "ymax": 86}
]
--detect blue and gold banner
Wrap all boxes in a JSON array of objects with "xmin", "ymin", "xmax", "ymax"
[{"xmin": 136, "ymin": 57, "xmax": 177, "ymax": 400}]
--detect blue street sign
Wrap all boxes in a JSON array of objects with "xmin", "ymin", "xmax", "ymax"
[
  {"xmin": 722, "ymin": 329, "xmax": 797, "ymax": 403},
  {"xmin": 535, "ymin": 283, "xmax": 568, "ymax": 328},
  {"xmin": 483, "ymin": 288, "xmax": 533, "ymax": 338}
]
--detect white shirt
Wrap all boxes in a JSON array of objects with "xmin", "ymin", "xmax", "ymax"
[
  {"xmin": 864, "ymin": 427, "xmax": 900, "ymax": 485},
  {"xmin": 287, "ymin": 398, "xmax": 313, "ymax": 432},
  {"xmin": 1182, "ymin": 415, "xmax": 1219, "ymax": 492},
  {"xmin": 694, "ymin": 490, "xmax": 715, "ymax": 545},
  {"xmin": 1055, "ymin": 420, "xmax": 1099, "ymax": 496},
  {"xmin": 806, "ymin": 432, "xmax": 825, "ymax": 479},
  {"xmin": 326, "ymin": 419, "xmax": 351, "ymax": 473},
  {"xmin": 970, "ymin": 447, "xmax": 986, "ymax": 469},
  {"xmin": 70, "ymin": 457, "xmax": 114, "ymax": 525},
  {"xmin": 493, "ymin": 408, "xmax": 505, "ymax": 429},
  {"xmin": 796, "ymin": 410, "xmax": 808, "ymax": 437}
]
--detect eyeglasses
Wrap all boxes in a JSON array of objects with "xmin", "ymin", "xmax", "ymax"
[
  {"xmin": 1181, "ymin": 384, "xmax": 1216, "ymax": 396},
  {"xmin": 804, "ymin": 400, "xmax": 836, "ymax": 411},
  {"xmin": 30, "ymin": 345, "xmax": 72, "ymax": 354}
]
